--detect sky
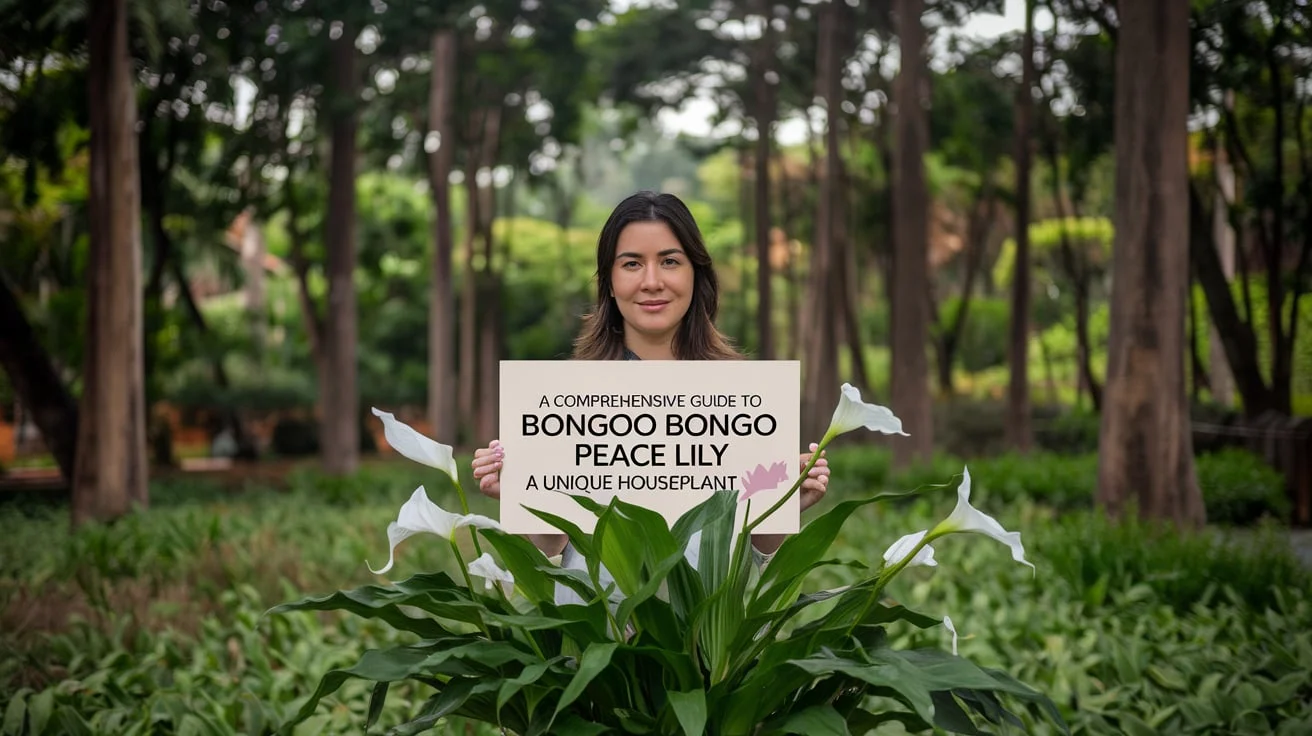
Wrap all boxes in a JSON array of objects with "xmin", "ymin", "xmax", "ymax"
[{"xmin": 635, "ymin": 0, "xmax": 1039, "ymax": 145}]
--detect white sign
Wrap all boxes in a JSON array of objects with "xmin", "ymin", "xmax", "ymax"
[{"xmin": 498, "ymin": 360, "xmax": 801, "ymax": 535}]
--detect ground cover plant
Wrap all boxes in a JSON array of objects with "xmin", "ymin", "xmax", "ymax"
[{"xmin": 0, "ymin": 446, "xmax": 1308, "ymax": 734}]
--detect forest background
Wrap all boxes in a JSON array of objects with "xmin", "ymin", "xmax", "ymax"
[{"xmin": 1, "ymin": 0, "xmax": 1311, "ymax": 734}]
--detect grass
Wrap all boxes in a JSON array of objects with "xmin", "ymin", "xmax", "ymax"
[{"xmin": 0, "ymin": 455, "xmax": 1309, "ymax": 734}]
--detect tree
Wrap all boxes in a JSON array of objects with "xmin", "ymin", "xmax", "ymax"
[
  {"xmin": 1006, "ymin": 0, "xmax": 1034, "ymax": 451},
  {"xmin": 889, "ymin": 0, "xmax": 933, "ymax": 466},
  {"xmin": 427, "ymin": 27, "xmax": 458, "ymax": 446},
  {"xmin": 318, "ymin": 17, "xmax": 362, "ymax": 476},
  {"xmin": 1096, "ymin": 0, "xmax": 1204, "ymax": 527},
  {"xmin": 74, "ymin": 0, "xmax": 148, "ymax": 524}
]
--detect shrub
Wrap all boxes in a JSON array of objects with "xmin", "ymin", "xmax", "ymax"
[
  {"xmin": 271, "ymin": 417, "xmax": 320, "ymax": 457},
  {"xmin": 1034, "ymin": 408, "xmax": 1101, "ymax": 455},
  {"xmin": 1196, "ymin": 448, "xmax": 1291, "ymax": 525}
]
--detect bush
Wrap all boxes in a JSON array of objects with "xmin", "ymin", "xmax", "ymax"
[
  {"xmin": 1034, "ymin": 408, "xmax": 1101, "ymax": 454},
  {"xmin": 1196, "ymin": 448, "xmax": 1291, "ymax": 525},
  {"xmin": 953, "ymin": 296, "xmax": 1010, "ymax": 372},
  {"xmin": 271, "ymin": 416, "xmax": 320, "ymax": 457}
]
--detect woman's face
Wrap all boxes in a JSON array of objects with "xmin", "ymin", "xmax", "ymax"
[{"xmin": 610, "ymin": 220, "xmax": 695, "ymax": 346}]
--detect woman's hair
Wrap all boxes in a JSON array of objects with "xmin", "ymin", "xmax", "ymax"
[{"xmin": 572, "ymin": 190, "xmax": 742, "ymax": 361}]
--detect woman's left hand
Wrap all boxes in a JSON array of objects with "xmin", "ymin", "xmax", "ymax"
[{"xmin": 799, "ymin": 443, "xmax": 829, "ymax": 512}]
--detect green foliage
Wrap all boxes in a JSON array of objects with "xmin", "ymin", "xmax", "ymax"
[
  {"xmin": 271, "ymin": 417, "xmax": 321, "ymax": 457},
  {"xmin": 2, "ymin": 453, "xmax": 1309, "ymax": 735},
  {"xmin": 943, "ymin": 297, "xmax": 1010, "ymax": 372},
  {"xmin": 1195, "ymin": 448, "xmax": 1292, "ymax": 526},
  {"xmin": 270, "ymin": 410, "xmax": 1065, "ymax": 735},
  {"xmin": 826, "ymin": 443, "xmax": 1290, "ymax": 531}
]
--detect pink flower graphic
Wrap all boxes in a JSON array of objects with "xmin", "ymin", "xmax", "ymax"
[{"xmin": 739, "ymin": 460, "xmax": 790, "ymax": 501}]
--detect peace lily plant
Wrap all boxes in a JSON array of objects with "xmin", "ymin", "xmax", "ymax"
[{"xmin": 271, "ymin": 385, "xmax": 1067, "ymax": 735}]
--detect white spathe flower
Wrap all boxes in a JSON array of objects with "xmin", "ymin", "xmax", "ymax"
[
  {"xmin": 943, "ymin": 615, "xmax": 958, "ymax": 656},
  {"xmin": 931, "ymin": 467, "xmax": 1034, "ymax": 573},
  {"xmin": 368, "ymin": 487, "xmax": 503, "ymax": 574},
  {"xmin": 468, "ymin": 552, "xmax": 515, "ymax": 594},
  {"xmin": 371, "ymin": 407, "xmax": 459, "ymax": 482},
  {"xmin": 882, "ymin": 530, "xmax": 937, "ymax": 568},
  {"xmin": 826, "ymin": 383, "xmax": 908, "ymax": 438}
]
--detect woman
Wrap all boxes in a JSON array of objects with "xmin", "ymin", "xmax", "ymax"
[{"xmin": 471, "ymin": 191, "xmax": 829, "ymax": 589}]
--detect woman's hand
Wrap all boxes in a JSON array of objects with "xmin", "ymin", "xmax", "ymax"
[
  {"xmin": 751, "ymin": 443, "xmax": 831, "ymax": 556},
  {"xmin": 798, "ymin": 442, "xmax": 829, "ymax": 512},
  {"xmin": 472, "ymin": 441, "xmax": 566, "ymax": 556},
  {"xmin": 471, "ymin": 439, "xmax": 504, "ymax": 499}
]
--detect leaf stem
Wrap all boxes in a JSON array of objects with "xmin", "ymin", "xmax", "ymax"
[
  {"xmin": 449, "ymin": 539, "xmax": 493, "ymax": 638},
  {"xmin": 845, "ymin": 532, "xmax": 937, "ymax": 637},
  {"xmin": 743, "ymin": 433, "xmax": 832, "ymax": 537}
]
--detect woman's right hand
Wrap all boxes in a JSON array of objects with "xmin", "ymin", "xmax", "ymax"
[{"xmin": 471, "ymin": 439, "xmax": 504, "ymax": 499}]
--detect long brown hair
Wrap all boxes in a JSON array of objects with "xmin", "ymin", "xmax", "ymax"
[{"xmin": 572, "ymin": 191, "xmax": 742, "ymax": 361}]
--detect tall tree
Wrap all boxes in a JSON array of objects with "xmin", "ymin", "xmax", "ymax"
[
  {"xmin": 800, "ymin": 0, "xmax": 843, "ymax": 444},
  {"xmin": 749, "ymin": 0, "xmax": 777, "ymax": 360},
  {"xmin": 427, "ymin": 27, "xmax": 458, "ymax": 446},
  {"xmin": 74, "ymin": 0, "xmax": 148, "ymax": 524},
  {"xmin": 889, "ymin": 0, "xmax": 933, "ymax": 466},
  {"xmin": 320, "ymin": 18, "xmax": 361, "ymax": 475},
  {"xmin": 1006, "ymin": 0, "xmax": 1035, "ymax": 451},
  {"xmin": 1096, "ymin": 0, "xmax": 1204, "ymax": 527}
]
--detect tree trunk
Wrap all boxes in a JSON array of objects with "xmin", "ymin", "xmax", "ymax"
[
  {"xmin": 933, "ymin": 182, "xmax": 994, "ymax": 396},
  {"xmin": 320, "ymin": 24, "xmax": 360, "ymax": 475},
  {"xmin": 1188, "ymin": 182, "xmax": 1274, "ymax": 415},
  {"xmin": 800, "ymin": 0, "xmax": 842, "ymax": 444},
  {"xmin": 1007, "ymin": 0, "xmax": 1035, "ymax": 451},
  {"xmin": 475, "ymin": 107, "xmax": 503, "ymax": 447},
  {"xmin": 459, "ymin": 118, "xmax": 482, "ymax": 441},
  {"xmin": 889, "ymin": 0, "xmax": 933, "ymax": 466},
  {"xmin": 838, "ymin": 159, "xmax": 872, "ymax": 396},
  {"xmin": 1044, "ymin": 142, "xmax": 1102, "ymax": 410},
  {"xmin": 427, "ymin": 29, "xmax": 458, "ymax": 446},
  {"xmin": 1208, "ymin": 137, "xmax": 1236, "ymax": 407},
  {"xmin": 0, "ymin": 278, "xmax": 78, "ymax": 481},
  {"xmin": 1097, "ymin": 0, "xmax": 1204, "ymax": 528},
  {"xmin": 75, "ymin": 0, "xmax": 148, "ymax": 525},
  {"xmin": 751, "ymin": 0, "xmax": 775, "ymax": 360},
  {"xmin": 283, "ymin": 176, "xmax": 328, "ymax": 422}
]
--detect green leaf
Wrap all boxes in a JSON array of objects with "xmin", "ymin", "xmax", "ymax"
[
  {"xmin": 524, "ymin": 506, "xmax": 595, "ymax": 559},
  {"xmin": 667, "ymin": 557, "xmax": 706, "ymax": 623},
  {"xmin": 847, "ymin": 708, "xmax": 932, "ymax": 734},
  {"xmin": 497, "ymin": 659, "xmax": 562, "ymax": 713},
  {"xmin": 280, "ymin": 639, "xmax": 529, "ymax": 730},
  {"xmin": 2, "ymin": 691, "xmax": 27, "ymax": 735},
  {"xmin": 366, "ymin": 682, "xmax": 389, "ymax": 730},
  {"xmin": 266, "ymin": 572, "xmax": 474, "ymax": 633},
  {"xmin": 1260, "ymin": 672, "xmax": 1306, "ymax": 704},
  {"xmin": 1234, "ymin": 682, "xmax": 1262, "ymax": 712},
  {"xmin": 1146, "ymin": 664, "xmax": 1188, "ymax": 692},
  {"xmin": 1118, "ymin": 712, "xmax": 1157, "ymax": 736},
  {"xmin": 770, "ymin": 705, "xmax": 850, "ymax": 735},
  {"xmin": 552, "ymin": 716, "xmax": 610, "ymax": 736},
  {"xmin": 786, "ymin": 652, "xmax": 936, "ymax": 725},
  {"xmin": 751, "ymin": 496, "xmax": 884, "ymax": 613},
  {"xmin": 693, "ymin": 490, "xmax": 740, "ymax": 594},
  {"xmin": 481, "ymin": 529, "xmax": 556, "ymax": 604},
  {"xmin": 929, "ymin": 692, "xmax": 984, "ymax": 735},
  {"xmin": 667, "ymin": 690, "xmax": 708, "ymax": 736},
  {"xmin": 54, "ymin": 706, "xmax": 93, "ymax": 736},
  {"xmin": 1178, "ymin": 698, "xmax": 1218, "ymax": 727},
  {"xmin": 535, "ymin": 565, "xmax": 605, "ymax": 605},
  {"xmin": 555, "ymin": 642, "xmax": 618, "ymax": 717},
  {"xmin": 28, "ymin": 689, "xmax": 52, "ymax": 736}
]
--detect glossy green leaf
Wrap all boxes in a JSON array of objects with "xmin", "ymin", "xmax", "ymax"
[
  {"xmin": 480, "ymin": 529, "xmax": 557, "ymax": 604},
  {"xmin": 770, "ymin": 704, "xmax": 850, "ymax": 735},
  {"xmin": 554, "ymin": 642, "xmax": 618, "ymax": 717},
  {"xmin": 666, "ymin": 690, "xmax": 707, "ymax": 736}
]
